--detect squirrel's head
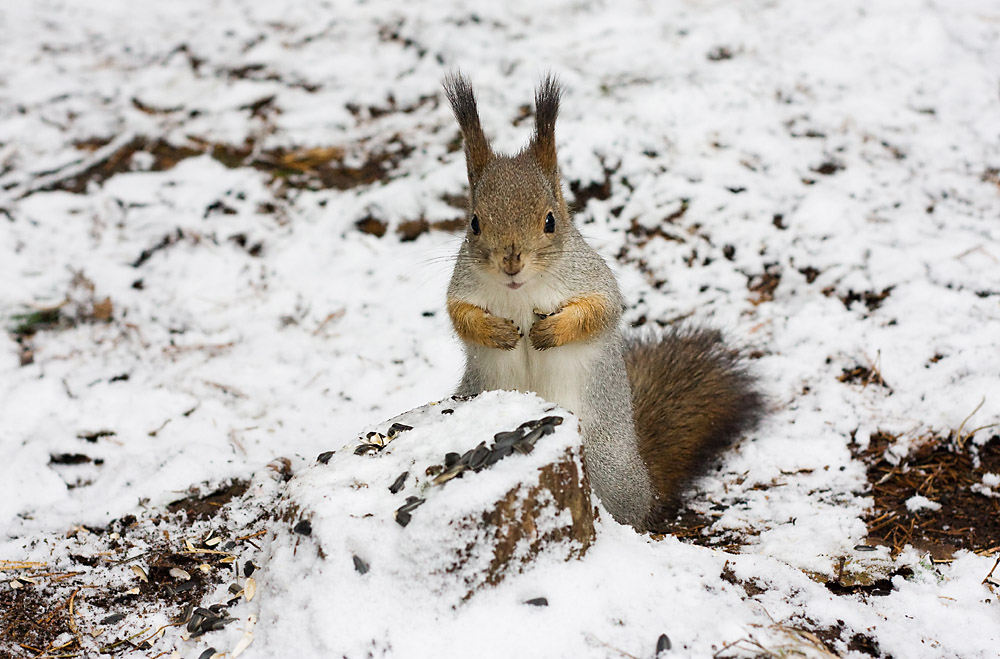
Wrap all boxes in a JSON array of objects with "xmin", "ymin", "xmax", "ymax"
[{"xmin": 444, "ymin": 73, "xmax": 572, "ymax": 291}]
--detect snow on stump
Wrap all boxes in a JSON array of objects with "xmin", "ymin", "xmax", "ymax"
[{"xmin": 271, "ymin": 391, "xmax": 594, "ymax": 605}]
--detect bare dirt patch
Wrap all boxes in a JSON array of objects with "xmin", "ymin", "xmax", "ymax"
[
  {"xmin": 23, "ymin": 135, "xmax": 415, "ymax": 200},
  {"xmin": 852, "ymin": 430, "xmax": 1000, "ymax": 558},
  {"xmin": 0, "ymin": 479, "xmax": 269, "ymax": 658}
]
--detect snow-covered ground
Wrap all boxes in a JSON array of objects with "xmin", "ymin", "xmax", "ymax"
[{"xmin": 2, "ymin": 0, "xmax": 999, "ymax": 657}]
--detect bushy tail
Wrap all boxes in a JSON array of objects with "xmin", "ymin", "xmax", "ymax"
[{"xmin": 624, "ymin": 327, "xmax": 764, "ymax": 529}]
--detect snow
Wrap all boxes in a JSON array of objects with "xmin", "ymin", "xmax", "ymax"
[
  {"xmin": 2, "ymin": 0, "xmax": 1000, "ymax": 658},
  {"xmin": 905, "ymin": 495, "xmax": 943, "ymax": 513}
]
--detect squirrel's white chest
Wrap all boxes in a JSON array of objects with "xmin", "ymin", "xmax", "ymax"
[{"xmin": 464, "ymin": 281, "xmax": 603, "ymax": 415}]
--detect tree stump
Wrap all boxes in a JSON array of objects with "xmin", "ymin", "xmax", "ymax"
[{"xmin": 274, "ymin": 391, "xmax": 595, "ymax": 603}]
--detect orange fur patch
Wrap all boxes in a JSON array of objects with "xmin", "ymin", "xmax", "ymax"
[
  {"xmin": 447, "ymin": 298, "xmax": 520, "ymax": 349},
  {"xmin": 537, "ymin": 294, "xmax": 613, "ymax": 348}
]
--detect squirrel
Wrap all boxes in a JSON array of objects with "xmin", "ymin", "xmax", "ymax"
[{"xmin": 442, "ymin": 72, "xmax": 764, "ymax": 532}]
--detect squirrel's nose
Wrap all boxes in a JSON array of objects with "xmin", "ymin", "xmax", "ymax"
[{"xmin": 501, "ymin": 252, "xmax": 522, "ymax": 276}]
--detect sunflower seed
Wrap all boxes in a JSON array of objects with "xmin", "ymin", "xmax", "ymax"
[
  {"xmin": 387, "ymin": 423, "xmax": 413, "ymax": 438},
  {"xmin": 175, "ymin": 602, "xmax": 194, "ymax": 624},
  {"xmin": 467, "ymin": 443, "xmax": 491, "ymax": 470},
  {"xmin": 388, "ymin": 471, "xmax": 409, "ymax": 494},
  {"xmin": 243, "ymin": 562, "xmax": 257, "ymax": 577},
  {"xmin": 203, "ymin": 535, "xmax": 222, "ymax": 547},
  {"xmin": 524, "ymin": 597, "xmax": 548, "ymax": 607},
  {"xmin": 353, "ymin": 555, "xmax": 370, "ymax": 575},
  {"xmin": 293, "ymin": 519, "xmax": 312, "ymax": 536},
  {"xmin": 232, "ymin": 629, "xmax": 254, "ymax": 658},
  {"xmin": 394, "ymin": 497, "xmax": 426, "ymax": 527},
  {"xmin": 244, "ymin": 577, "xmax": 256, "ymax": 602},
  {"xmin": 228, "ymin": 583, "xmax": 242, "ymax": 595},
  {"xmin": 484, "ymin": 449, "xmax": 506, "ymax": 466},
  {"xmin": 441, "ymin": 408, "xmax": 454, "ymax": 415},
  {"xmin": 656, "ymin": 633, "xmax": 672, "ymax": 654},
  {"xmin": 432, "ymin": 464, "xmax": 466, "ymax": 485},
  {"xmin": 853, "ymin": 544, "xmax": 878, "ymax": 552},
  {"xmin": 188, "ymin": 610, "xmax": 208, "ymax": 633},
  {"xmin": 444, "ymin": 452, "xmax": 461, "ymax": 468},
  {"xmin": 317, "ymin": 451, "xmax": 334, "ymax": 464},
  {"xmin": 197, "ymin": 649, "xmax": 216, "ymax": 659},
  {"xmin": 397, "ymin": 496, "xmax": 426, "ymax": 514},
  {"xmin": 131, "ymin": 565, "xmax": 148, "ymax": 583},
  {"xmin": 493, "ymin": 430, "xmax": 523, "ymax": 446},
  {"xmin": 169, "ymin": 567, "xmax": 191, "ymax": 581},
  {"xmin": 101, "ymin": 613, "xmax": 126, "ymax": 625},
  {"xmin": 512, "ymin": 439, "xmax": 534, "ymax": 455},
  {"xmin": 208, "ymin": 617, "xmax": 234, "ymax": 632},
  {"xmin": 166, "ymin": 580, "xmax": 196, "ymax": 596}
]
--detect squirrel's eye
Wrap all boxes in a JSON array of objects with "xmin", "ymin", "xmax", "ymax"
[
  {"xmin": 470, "ymin": 214, "xmax": 481, "ymax": 235},
  {"xmin": 544, "ymin": 211, "xmax": 556, "ymax": 234}
]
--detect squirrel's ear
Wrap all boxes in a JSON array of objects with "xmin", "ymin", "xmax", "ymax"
[
  {"xmin": 532, "ymin": 74, "xmax": 562, "ymax": 178},
  {"xmin": 443, "ymin": 72, "xmax": 493, "ymax": 188}
]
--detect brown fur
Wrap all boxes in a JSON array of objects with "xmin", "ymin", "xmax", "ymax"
[
  {"xmin": 532, "ymin": 75, "xmax": 561, "ymax": 177},
  {"xmin": 443, "ymin": 73, "xmax": 494, "ymax": 188},
  {"xmin": 529, "ymin": 294, "xmax": 616, "ymax": 350},
  {"xmin": 624, "ymin": 327, "xmax": 765, "ymax": 530},
  {"xmin": 447, "ymin": 298, "xmax": 522, "ymax": 350}
]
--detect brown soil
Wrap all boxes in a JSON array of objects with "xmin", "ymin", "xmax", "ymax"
[
  {"xmin": 852, "ymin": 430, "xmax": 1000, "ymax": 557},
  {"xmin": 747, "ymin": 264, "xmax": 782, "ymax": 304},
  {"xmin": 0, "ymin": 480, "xmax": 265, "ymax": 658},
  {"xmin": 167, "ymin": 479, "xmax": 250, "ymax": 521},
  {"xmin": 27, "ymin": 135, "xmax": 415, "ymax": 200}
]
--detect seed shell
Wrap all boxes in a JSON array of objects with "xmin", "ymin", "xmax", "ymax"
[
  {"xmin": 388, "ymin": 471, "xmax": 409, "ymax": 494},
  {"xmin": 244, "ymin": 576, "xmax": 256, "ymax": 601}
]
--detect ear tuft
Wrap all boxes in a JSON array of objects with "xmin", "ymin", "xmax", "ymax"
[
  {"xmin": 443, "ymin": 71, "xmax": 493, "ymax": 187},
  {"xmin": 532, "ymin": 74, "xmax": 562, "ymax": 176}
]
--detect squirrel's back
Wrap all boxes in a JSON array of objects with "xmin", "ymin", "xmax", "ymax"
[{"xmin": 625, "ymin": 327, "xmax": 764, "ymax": 529}]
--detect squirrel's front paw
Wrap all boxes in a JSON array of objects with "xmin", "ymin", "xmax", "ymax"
[
  {"xmin": 529, "ymin": 313, "xmax": 561, "ymax": 350},
  {"xmin": 484, "ymin": 314, "xmax": 523, "ymax": 350}
]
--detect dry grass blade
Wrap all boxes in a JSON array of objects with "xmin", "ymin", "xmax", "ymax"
[
  {"xmin": 955, "ymin": 397, "xmax": 997, "ymax": 450},
  {"xmin": 0, "ymin": 560, "xmax": 47, "ymax": 570}
]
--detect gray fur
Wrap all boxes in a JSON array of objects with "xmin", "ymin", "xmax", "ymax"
[{"xmin": 443, "ymin": 73, "xmax": 762, "ymax": 531}]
